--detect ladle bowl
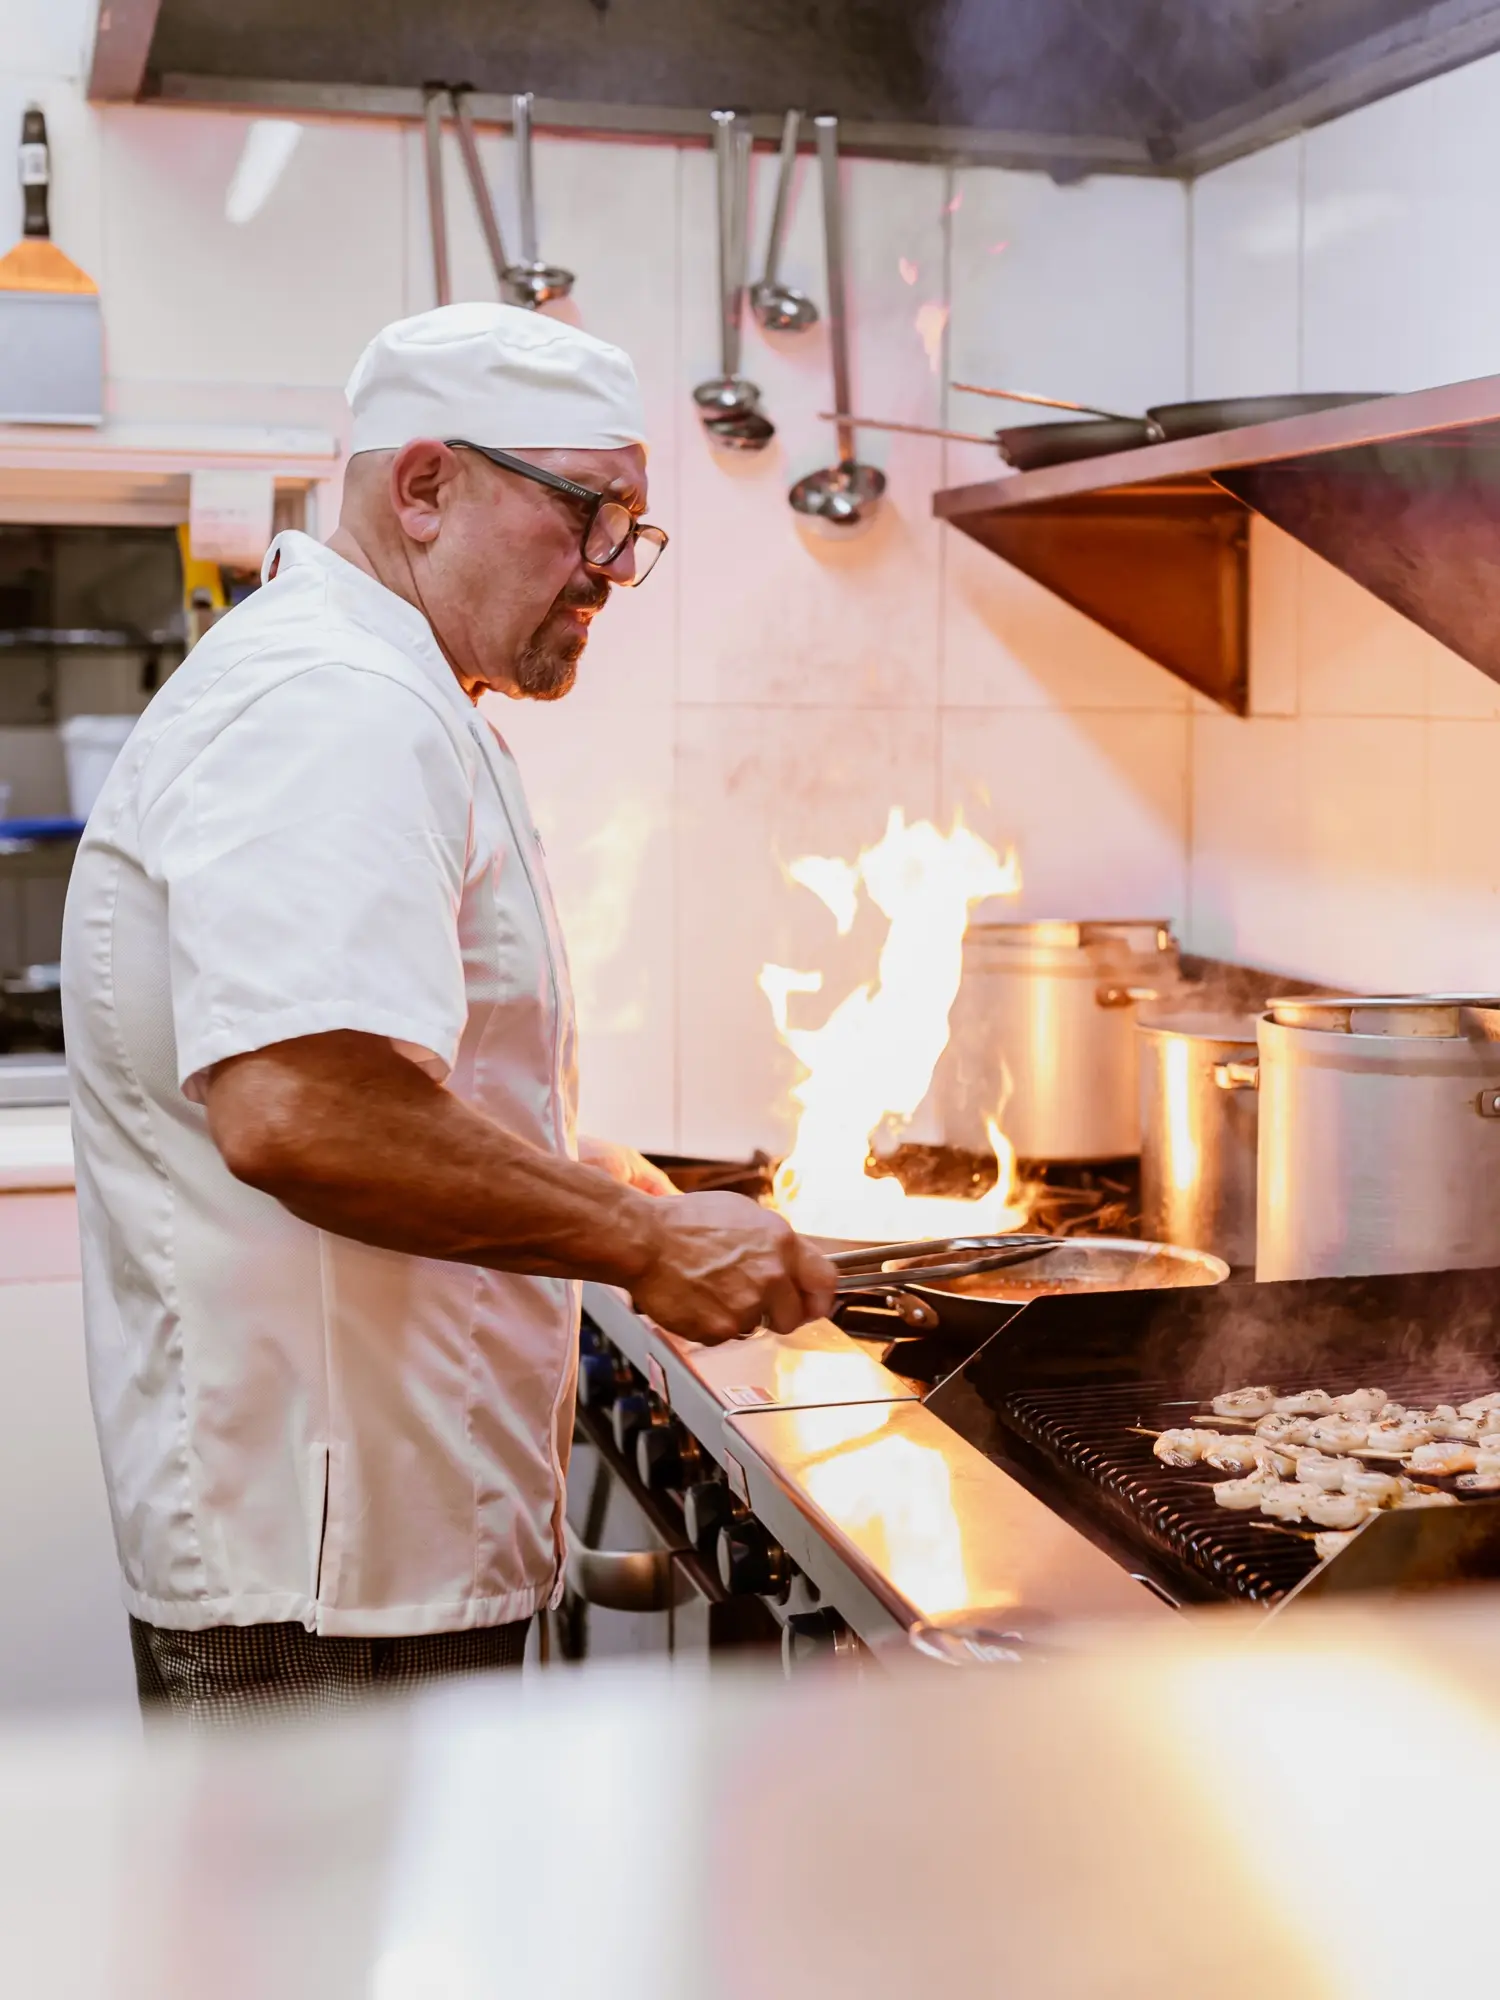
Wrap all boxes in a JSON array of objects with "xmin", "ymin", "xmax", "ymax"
[
  {"xmin": 750, "ymin": 276, "xmax": 818, "ymax": 334},
  {"xmin": 692, "ymin": 375, "xmax": 763, "ymax": 418},
  {"xmin": 789, "ymin": 458, "xmax": 886, "ymax": 528},
  {"xmin": 705, "ymin": 409, "xmax": 776, "ymax": 452},
  {"xmin": 503, "ymin": 259, "xmax": 574, "ymax": 309}
]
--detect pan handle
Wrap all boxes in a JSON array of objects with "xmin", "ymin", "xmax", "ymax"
[{"xmin": 835, "ymin": 1290, "xmax": 942, "ymax": 1331}]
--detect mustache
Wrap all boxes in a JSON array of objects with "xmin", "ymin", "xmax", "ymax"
[{"xmin": 554, "ymin": 577, "xmax": 611, "ymax": 617}]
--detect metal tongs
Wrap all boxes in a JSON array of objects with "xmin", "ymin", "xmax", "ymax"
[{"xmin": 831, "ymin": 1234, "xmax": 1069, "ymax": 1294}]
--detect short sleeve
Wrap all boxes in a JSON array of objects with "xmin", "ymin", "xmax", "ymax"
[{"xmin": 141, "ymin": 664, "xmax": 473, "ymax": 1096}]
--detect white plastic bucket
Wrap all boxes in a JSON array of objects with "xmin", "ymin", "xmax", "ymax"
[{"xmin": 59, "ymin": 713, "xmax": 136, "ymax": 821}]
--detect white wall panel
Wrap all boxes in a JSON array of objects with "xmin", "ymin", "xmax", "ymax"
[
  {"xmin": 940, "ymin": 708, "xmax": 1189, "ymax": 926},
  {"xmin": 99, "ymin": 108, "xmax": 407, "ymax": 389},
  {"xmin": 494, "ymin": 694, "xmax": 678, "ymax": 1152},
  {"xmin": 1189, "ymin": 138, "xmax": 1301, "ymax": 401}
]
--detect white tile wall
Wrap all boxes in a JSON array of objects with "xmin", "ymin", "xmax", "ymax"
[
  {"xmin": 1188, "ymin": 50, "xmax": 1500, "ymax": 999},
  {"xmin": 99, "ymin": 108, "xmax": 408, "ymax": 389},
  {"xmin": 940, "ymin": 709, "xmax": 1190, "ymax": 924},
  {"xmin": 1188, "ymin": 138, "xmax": 1301, "ymax": 400}
]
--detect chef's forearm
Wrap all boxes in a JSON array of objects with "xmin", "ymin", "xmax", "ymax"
[{"xmin": 203, "ymin": 1030, "xmax": 664, "ymax": 1285}]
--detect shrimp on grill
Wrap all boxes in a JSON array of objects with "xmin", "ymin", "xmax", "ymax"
[
  {"xmin": 1272, "ymin": 1390, "xmax": 1334, "ymax": 1417},
  {"xmin": 1398, "ymin": 1488, "xmax": 1460, "ymax": 1509},
  {"xmin": 1295, "ymin": 1451, "xmax": 1349, "ymax": 1492},
  {"xmin": 1304, "ymin": 1419, "xmax": 1370, "ymax": 1455},
  {"xmin": 1154, "ymin": 1428, "xmax": 1225, "ymax": 1467},
  {"xmin": 1255, "ymin": 1413, "xmax": 1318, "ymax": 1447},
  {"xmin": 1457, "ymin": 1467, "xmax": 1500, "ymax": 1493},
  {"xmin": 1203, "ymin": 1434, "xmax": 1280, "ymax": 1474},
  {"xmin": 1332, "ymin": 1388, "xmax": 1388, "ymax": 1417},
  {"xmin": 1314, "ymin": 1529, "xmax": 1358, "ymax": 1562},
  {"xmin": 1303, "ymin": 1491, "xmax": 1376, "ymax": 1531},
  {"xmin": 1405, "ymin": 1440, "xmax": 1479, "ymax": 1477},
  {"xmin": 1459, "ymin": 1392, "xmax": 1500, "ymax": 1420},
  {"xmin": 1340, "ymin": 1467, "xmax": 1405, "ymax": 1507},
  {"xmin": 1354, "ymin": 1422, "xmax": 1433, "ymax": 1458},
  {"xmin": 1211, "ymin": 1387, "xmax": 1278, "ymax": 1421},
  {"xmin": 1214, "ymin": 1474, "xmax": 1280, "ymax": 1511}
]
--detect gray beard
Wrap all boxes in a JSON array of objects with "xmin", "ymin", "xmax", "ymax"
[{"xmin": 512, "ymin": 588, "xmax": 606, "ymax": 702}]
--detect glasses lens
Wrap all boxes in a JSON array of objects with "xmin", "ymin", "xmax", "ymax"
[
  {"xmin": 585, "ymin": 502, "xmax": 634, "ymax": 569},
  {"xmin": 630, "ymin": 525, "xmax": 667, "ymax": 585}
]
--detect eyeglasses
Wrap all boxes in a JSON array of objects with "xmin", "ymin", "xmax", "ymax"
[{"xmin": 447, "ymin": 441, "xmax": 669, "ymax": 587}]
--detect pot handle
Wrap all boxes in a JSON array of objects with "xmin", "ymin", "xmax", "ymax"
[
  {"xmin": 1214, "ymin": 1058, "xmax": 1260, "ymax": 1091},
  {"xmin": 1096, "ymin": 984, "xmax": 1160, "ymax": 1009}
]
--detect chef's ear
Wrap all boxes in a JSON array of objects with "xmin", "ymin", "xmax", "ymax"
[{"xmin": 389, "ymin": 439, "xmax": 460, "ymax": 544}]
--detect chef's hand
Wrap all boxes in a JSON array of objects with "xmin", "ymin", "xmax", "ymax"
[
  {"xmin": 578, "ymin": 1135, "xmax": 678, "ymax": 1197},
  {"xmin": 630, "ymin": 1190, "xmax": 838, "ymax": 1345}
]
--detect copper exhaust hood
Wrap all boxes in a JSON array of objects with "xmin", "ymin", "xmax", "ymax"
[{"xmin": 932, "ymin": 374, "xmax": 1500, "ymax": 715}]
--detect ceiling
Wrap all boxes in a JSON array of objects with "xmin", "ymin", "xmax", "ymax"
[{"xmin": 97, "ymin": 0, "xmax": 1500, "ymax": 174}]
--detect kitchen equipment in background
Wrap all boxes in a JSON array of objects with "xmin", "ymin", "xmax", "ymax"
[
  {"xmin": 1255, "ymin": 994, "xmax": 1500, "ymax": 1282},
  {"xmin": 788, "ymin": 115, "xmax": 885, "ymax": 530},
  {"xmin": 502, "ymin": 93, "xmax": 574, "ymax": 309},
  {"xmin": 694, "ymin": 111, "xmax": 773, "ymax": 451},
  {"xmin": 59, "ymin": 713, "xmax": 134, "ymax": 820},
  {"xmin": 1137, "ymin": 1014, "xmax": 1260, "ymax": 1269},
  {"xmin": 950, "ymin": 382, "xmax": 1388, "ymax": 470},
  {"xmin": 450, "ymin": 87, "xmax": 512, "ymax": 296},
  {"xmin": 420, "ymin": 86, "xmax": 451, "ymax": 306},
  {"xmin": 0, "ymin": 106, "xmax": 103, "ymax": 426},
  {"xmin": 934, "ymin": 918, "xmax": 1181, "ymax": 1162},
  {"xmin": 750, "ymin": 110, "xmax": 818, "ymax": 334}
]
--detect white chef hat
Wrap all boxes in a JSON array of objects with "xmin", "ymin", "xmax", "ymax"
[{"xmin": 345, "ymin": 302, "xmax": 648, "ymax": 456}]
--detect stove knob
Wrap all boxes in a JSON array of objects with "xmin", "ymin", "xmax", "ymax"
[
  {"xmin": 577, "ymin": 1350, "xmax": 626, "ymax": 1411},
  {"xmin": 717, "ymin": 1519, "xmax": 790, "ymax": 1600},
  {"xmin": 611, "ymin": 1389, "xmax": 657, "ymax": 1459},
  {"xmin": 682, "ymin": 1480, "xmax": 732, "ymax": 1557},
  {"xmin": 637, "ymin": 1424, "xmax": 703, "ymax": 1492},
  {"xmin": 781, "ymin": 1609, "xmax": 856, "ymax": 1674}
]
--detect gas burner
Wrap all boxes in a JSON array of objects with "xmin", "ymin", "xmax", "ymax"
[{"xmin": 864, "ymin": 1143, "xmax": 1141, "ymax": 1241}]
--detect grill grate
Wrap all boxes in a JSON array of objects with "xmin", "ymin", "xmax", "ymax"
[{"xmin": 1000, "ymin": 1368, "xmax": 1499, "ymax": 1604}]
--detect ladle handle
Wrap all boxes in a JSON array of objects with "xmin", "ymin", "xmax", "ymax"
[
  {"xmin": 450, "ymin": 89, "xmax": 510, "ymax": 291},
  {"xmin": 422, "ymin": 87, "xmax": 451, "ymax": 307},
  {"xmin": 711, "ymin": 110, "xmax": 742, "ymax": 379},
  {"xmin": 760, "ymin": 108, "xmax": 800, "ymax": 287},
  {"xmin": 513, "ymin": 92, "xmax": 538, "ymax": 264},
  {"xmin": 818, "ymin": 410, "xmax": 998, "ymax": 446},
  {"xmin": 815, "ymin": 114, "xmax": 855, "ymax": 465}
]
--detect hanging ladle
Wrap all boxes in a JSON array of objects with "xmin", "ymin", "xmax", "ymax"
[
  {"xmin": 750, "ymin": 109, "xmax": 818, "ymax": 334},
  {"xmin": 501, "ymin": 93, "xmax": 574, "ymax": 309},
  {"xmin": 696, "ymin": 113, "xmax": 774, "ymax": 451},
  {"xmin": 789, "ymin": 114, "xmax": 885, "ymax": 530}
]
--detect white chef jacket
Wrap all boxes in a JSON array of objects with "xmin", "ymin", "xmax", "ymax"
[{"xmin": 60, "ymin": 531, "xmax": 580, "ymax": 1636}]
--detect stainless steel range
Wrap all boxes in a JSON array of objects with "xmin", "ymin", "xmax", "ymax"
[{"xmin": 568, "ymin": 1255, "xmax": 1500, "ymax": 1670}]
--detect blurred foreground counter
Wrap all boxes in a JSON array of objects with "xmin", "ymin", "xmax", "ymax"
[{"xmin": 6, "ymin": 1592, "xmax": 1500, "ymax": 1997}]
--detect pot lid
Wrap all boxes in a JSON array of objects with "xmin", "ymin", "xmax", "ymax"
[
  {"xmin": 964, "ymin": 914, "xmax": 1175, "ymax": 952},
  {"xmin": 1269, "ymin": 993, "xmax": 1500, "ymax": 1039}
]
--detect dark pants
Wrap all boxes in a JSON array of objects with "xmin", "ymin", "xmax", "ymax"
[{"xmin": 129, "ymin": 1614, "xmax": 529, "ymax": 1728}]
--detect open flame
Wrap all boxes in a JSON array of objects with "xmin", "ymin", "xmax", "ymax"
[{"xmin": 759, "ymin": 808, "xmax": 1028, "ymax": 1242}]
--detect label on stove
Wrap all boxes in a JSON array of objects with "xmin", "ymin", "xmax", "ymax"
[
  {"xmin": 724, "ymin": 1451, "xmax": 751, "ymax": 1504},
  {"xmin": 721, "ymin": 1384, "xmax": 774, "ymax": 1409}
]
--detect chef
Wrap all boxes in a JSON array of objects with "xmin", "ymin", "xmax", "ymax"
[{"xmin": 61, "ymin": 303, "xmax": 836, "ymax": 1724}]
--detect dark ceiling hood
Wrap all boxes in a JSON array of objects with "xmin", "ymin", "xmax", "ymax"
[
  {"xmin": 91, "ymin": 0, "xmax": 1500, "ymax": 178},
  {"xmin": 932, "ymin": 377, "xmax": 1500, "ymax": 714}
]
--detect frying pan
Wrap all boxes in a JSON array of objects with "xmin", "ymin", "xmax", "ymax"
[
  {"xmin": 953, "ymin": 383, "xmax": 1390, "ymax": 471},
  {"xmin": 830, "ymin": 1234, "xmax": 1229, "ymax": 1340}
]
